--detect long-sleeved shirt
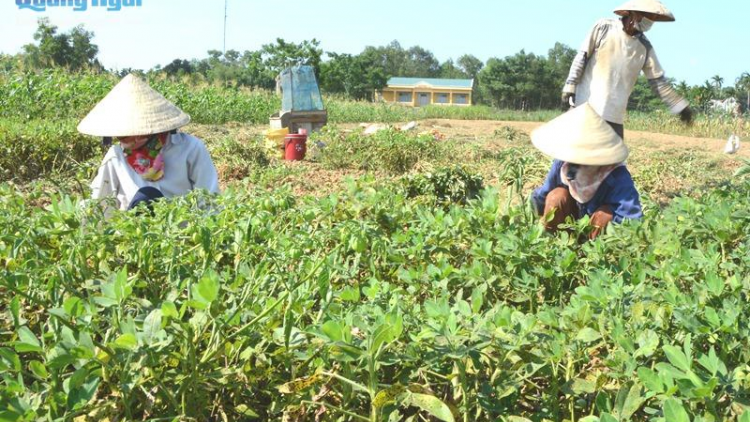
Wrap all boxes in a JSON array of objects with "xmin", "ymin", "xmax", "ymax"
[
  {"xmin": 563, "ymin": 18, "xmax": 688, "ymax": 124},
  {"xmin": 91, "ymin": 132, "xmax": 220, "ymax": 210},
  {"xmin": 532, "ymin": 160, "xmax": 643, "ymax": 224}
]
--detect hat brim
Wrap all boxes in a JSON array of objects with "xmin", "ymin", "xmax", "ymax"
[
  {"xmin": 77, "ymin": 74, "xmax": 191, "ymax": 137},
  {"xmin": 614, "ymin": 10, "xmax": 675, "ymax": 22},
  {"xmin": 531, "ymin": 104, "xmax": 629, "ymax": 166}
]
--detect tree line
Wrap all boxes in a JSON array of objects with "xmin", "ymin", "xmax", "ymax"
[{"xmin": 3, "ymin": 18, "xmax": 749, "ymax": 113}]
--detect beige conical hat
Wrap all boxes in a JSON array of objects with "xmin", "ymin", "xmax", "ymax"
[
  {"xmin": 614, "ymin": 0, "xmax": 675, "ymax": 22},
  {"xmin": 531, "ymin": 104, "xmax": 629, "ymax": 166},
  {"xmin": 77, "ymin": 74, "xmax": 190, "ymax": 137}
]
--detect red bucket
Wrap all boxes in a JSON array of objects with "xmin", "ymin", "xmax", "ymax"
[{"xmin": 284, "ymin": 134, "xmax": 307, "ymax": 161}]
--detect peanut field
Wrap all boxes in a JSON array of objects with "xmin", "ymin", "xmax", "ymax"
[{"xmin": 2, "ymin": 70, "xmax": 750, "ymax": 422}]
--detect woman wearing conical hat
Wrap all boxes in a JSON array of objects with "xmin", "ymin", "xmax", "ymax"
[
  {"xmin": 561, "ymin": 0, "xmax": 692, "ymax": 139},
  {"xmin": 79, "ymin": 74, "xmax": 219, "ymax": 211},
  {"xmin": 531, "ymin": 104, "xmax": 643, "ymax": 239}
]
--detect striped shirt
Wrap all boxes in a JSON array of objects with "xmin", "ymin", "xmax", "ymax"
[{"xmin": 563, "ymin": 19, "xmax": 688, "ymax": 124}]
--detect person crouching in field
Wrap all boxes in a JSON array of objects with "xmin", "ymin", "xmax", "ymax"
[
  {"xmin": 531, "ymin": 104, "xmax": 642, "ymax": 239},
  {"xmin": 78, "ymin": 74, "xmax": 219, "ymax": 212}
]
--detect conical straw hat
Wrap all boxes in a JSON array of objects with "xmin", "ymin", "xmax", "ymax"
[
  {"xmin": 614, "ymin": 0, "xmax": 675, "ymax": 22},
  {"xmin": 78, "ymin": 74, "xmax": 190, "ymax": 137},
  {"xmin": 531, "ymin": 104, "xmax": 629, "ymax": 166}
]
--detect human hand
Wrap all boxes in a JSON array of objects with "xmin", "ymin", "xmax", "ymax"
[
  {"xmin": 679, "ymin": 107, "xmax": 694, "ymax": 125},
  {"xmin": 561, "ymin": 93, "xmax": 575, "ymax": 111}
]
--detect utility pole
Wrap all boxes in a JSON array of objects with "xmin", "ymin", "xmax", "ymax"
[{"xmin": 223, "ymin": 0, "xmax": 228, "ymax": 55}]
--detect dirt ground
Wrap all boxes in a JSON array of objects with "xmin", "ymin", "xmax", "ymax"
[
  {"xmin": 406, "ymin": 119, "xmax": 750, "ymax": 159},
  {"xmin": 200, "ymin": 119, "xmax": 748, "ymax": 203}
]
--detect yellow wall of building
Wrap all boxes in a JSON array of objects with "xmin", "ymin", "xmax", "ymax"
[{"xmin": 379, "ymin": 87, "xmax": 472, "ymax": 107}]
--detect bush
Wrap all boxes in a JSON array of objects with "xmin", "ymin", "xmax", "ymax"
[
  {"xmin": 208, "ymin": 135, "xmax": 270, "ymax": 181},
  {"xmin": 402, "ymin": 166, "xmax": 484, "ymax": 205},
  {"xmin": 0, "ymin": 118, "xmax": 100, "ymax": 182},
  {"xmin": 314, "ymin": 127, "xmax": 445, "ymax": 174}
]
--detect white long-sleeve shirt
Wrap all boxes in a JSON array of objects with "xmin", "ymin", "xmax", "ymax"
[
  {"xmin": 563, "ymin": 19, "xmax": 688, "ymax": 124},
  {"xmin": 91, "ymin": 132, "xmax": 220, "ymax": 210}
]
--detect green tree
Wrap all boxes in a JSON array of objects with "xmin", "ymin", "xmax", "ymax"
[
  {"xmin": 319, "ymin": 52, "xmax": 387, "ymax": 100},
  {"xmin": 360, "ymin": 41, "xmax": 408, "ymax": 78},
  {"xmin": 546, "ymin": 42, "xmax": 576, "ymax": 87},
  {"xmin": 456, "ymin": 54, "xmax": 483, "ymax": 80},
  {"xmin": 401, "ymin": 46, "xmax": 440, "ymax": 77},
  {"xmin": 261, "ymin": 38, "xmax": 323, "ymax": 76},
  {"xmin": 736, "ymin": 72, "xmax": 750, "ymax": 112},
  {"xmin": 628, "ymin": 76, "xmax": 663, "ymax": 112},
  {"xmin": 479, "ymin": 50, "xmax": 554, "ymax": 110},
  {"xmin": 711, "ymin": 74, "xmax": 724, "ymax": 92},
  {"xmin": 439, "ymin": 59, "xmax": 467, "ymax": 79},
  {"xmin": 22, "ymin": 18, "xmax": 100, "ymax": 70}
]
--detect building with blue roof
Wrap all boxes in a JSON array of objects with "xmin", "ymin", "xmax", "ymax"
[{"xmin": 378, "ymin": 77, "xmax": 474, "ymax": 107}]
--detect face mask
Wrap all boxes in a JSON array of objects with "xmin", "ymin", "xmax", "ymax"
[{"xmin": 635, "ymin": 17, "xmax": 654, "ymax": 33}]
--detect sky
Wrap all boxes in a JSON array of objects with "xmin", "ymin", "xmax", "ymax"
[{"xmin": 1, "ymin": 0, "xmax": 748, "ymax": 87}]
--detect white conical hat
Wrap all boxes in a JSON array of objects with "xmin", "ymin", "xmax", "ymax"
[
  {"xmin": 614, "ymin": 0, "xmax": 675, "ymax": 22},
  {"xmin": 531, "ymin": 104, "xmax": 629, "ymax": 166},
  {"xmin": 77, "ymin": 74, "xmax": 190, "ymax": 137}
]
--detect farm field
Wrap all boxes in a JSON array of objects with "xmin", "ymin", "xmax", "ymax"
[{"xmin": 2, "ymin": 73, "xmax": 750, "ymax": 422}]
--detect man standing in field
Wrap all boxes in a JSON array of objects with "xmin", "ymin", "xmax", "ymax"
[{"xmin": 561, "ymin": 0, "xmax": 693, "ymax": 139}]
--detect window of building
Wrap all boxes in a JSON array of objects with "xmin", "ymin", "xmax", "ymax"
[
  {"xmin": 398, "ymin": 92, "xmax": 413, "ymax": 102},
  {"xmin": 454, "ymin": 94, "xmax": 468, "ymax": 104},
  {"xmin": 436, "ymin": 93, "xmax": 449, "ymax": 104}
]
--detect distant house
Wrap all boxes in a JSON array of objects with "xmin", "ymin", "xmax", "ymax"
[{"xmin": 378, "ymin": 77, "xmax": 474, "ymax": 107}]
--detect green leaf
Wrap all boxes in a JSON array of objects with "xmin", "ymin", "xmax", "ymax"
[
  {"xmin": 321, "ymin": 320, "xmax": 344, "ymax": 342},
  {"xmin": 113, "ymin": 268, "xmax": 132, "ymax": 301},
  {"xmin": 9, "ymin": 297, "xmax": 22, "ymax": 327},
  {"xmin": 111, "ymin": 333, "xmax": 137, "ymax": 350},
  {"xmin": 161, "ymin": 301, "xmax": 178, "ymax": 319},
  {"xmin": 142, "ymin": 309, "xmax": 163, "ymax": 343},
  {"xmin": 340, "ymin": 286, "xmax": 361, "ymax": 302},
  {"xmin": 664, "ymin": 345, "xmax": 691, "ymax": 372},
  {"xmin": 404, "ymin": 393, "xmax": 455, "ymax": 422},
  {"xmin": 193, "ymin": 271, "xmax": 220, "ymax": 304},
  {"xmin": 29, "ymin": 360, "xmax": 48, "ymax": 379},
  {"xmin": 0, "ymin": 410, "xmax": 23, "ymax": 422},
  {"xmin": 67, "ymin": 375, "xmax": 100, "ymax": 410},
  {"xmin": 570, "ymin": 378, "xmax": 597, "ymax": 394},
  {"xmin": 0, "ymin": 348, "xmax": 21, "ymax": 372},
  {"xmin": 704, "ymin": 307, "xmax": 721, "ymax": 328},
  {"xmin": 613, "ymin": 383, "xmax": 645, "ymax": 421},
  {"xmin": 371, "ymin": 315, "xmax": 403, "ymax": 353},
  {"xmin": 235, "ymin": 404, "xmax": 259, "ymax": 418},
  {"xmin": 704, "ymin": 272, "xmax": 724, "ymax": 297},
  {"xmin": 14, "ymin": 326, "xmax": 42, "ymax": 353},
  {"xmin": 663, "ymin": 398, "xmax": 691, "ymax": 422},
  {"xmin": 739, "ymin": 409, "xmax": 750, "ymax": 422},
  {"xmin": 635, "ymin": 329, "xmax": 659, "ymax": 357},
  {"xmin": 599, "ymin": 413, "xmax": 618, "ymax": 422},
  {"xmin": 63, "ymin": 296, "xmax": 83, "ymax": 317},
  {"xmin": 637, "ymin": 367, "xmax": 664, "ymax": 393},
  {"xmin": 470, "ymin": 287, "xmax": 484, "ymax": 313},
  {"xmin": 576, "ymin": 327, "xmax": 602, "ymax": 343}
]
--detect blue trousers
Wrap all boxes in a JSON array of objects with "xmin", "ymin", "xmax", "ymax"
[{"xmin": 128, "ymin": 187, "xmax": 164, "ymax": 213}]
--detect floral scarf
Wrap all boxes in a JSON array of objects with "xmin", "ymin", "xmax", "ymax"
[
  {"xmin": 123, "ymin": 135, "xmax": 165, "ymax": 181},
  {"xmin": 560, "ymin": 162, "xmax": 623, "ymax": 203}
]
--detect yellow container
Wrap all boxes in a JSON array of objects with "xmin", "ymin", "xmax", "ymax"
[{"xmin": 264, "ymin": 128, "xmax": 289, "ymax": 157}]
